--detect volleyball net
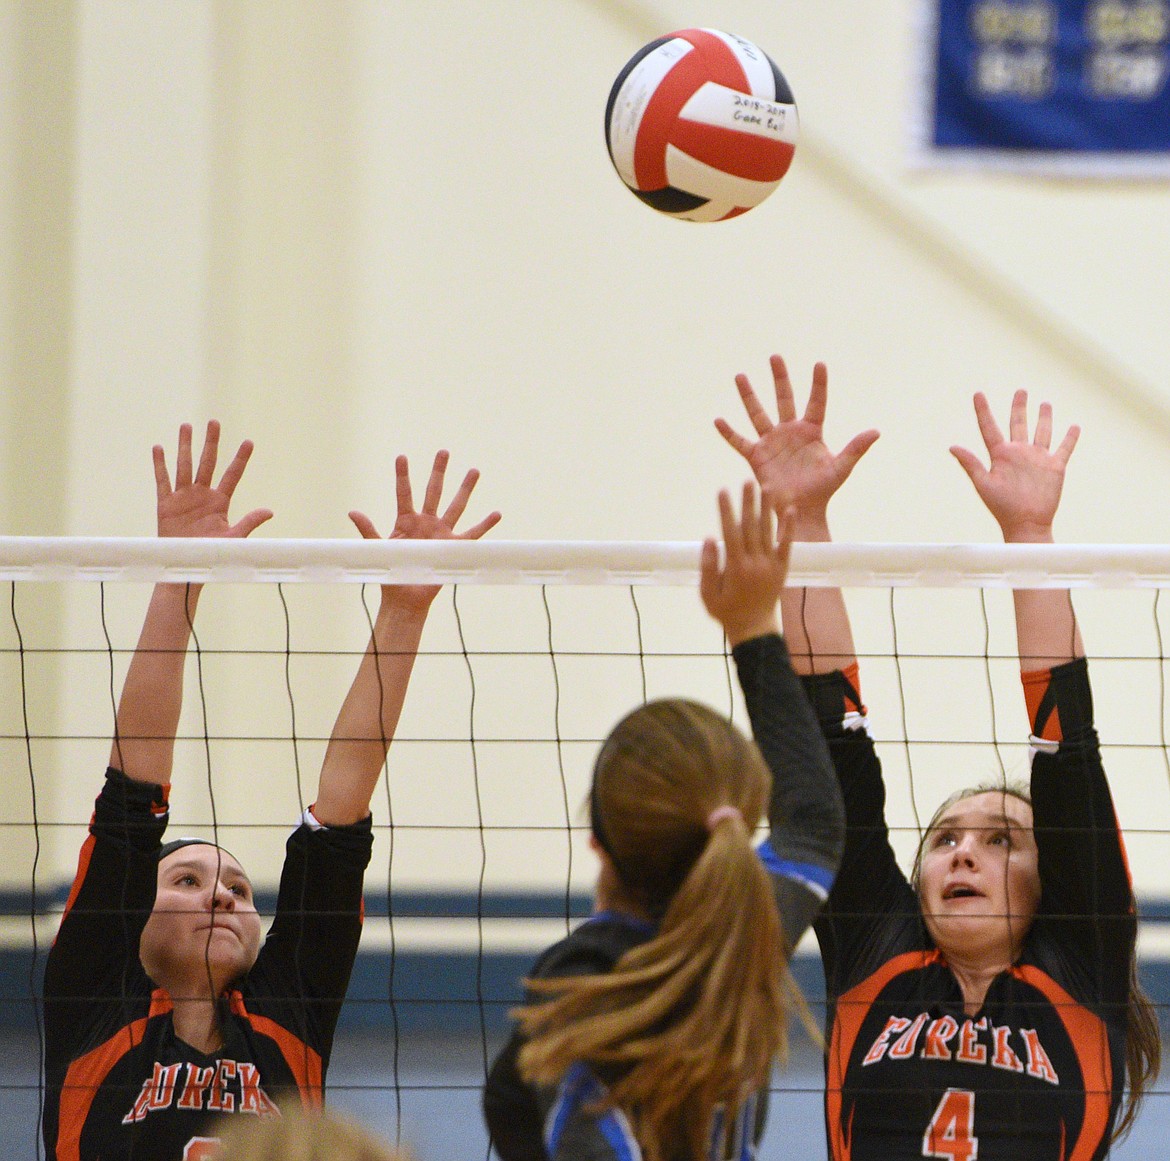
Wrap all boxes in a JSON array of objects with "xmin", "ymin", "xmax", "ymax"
[{"xmin": 2, "ymin": 537, "xmax": 1169, "ymax": 1151}]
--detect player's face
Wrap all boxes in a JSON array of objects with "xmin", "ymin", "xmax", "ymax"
[
  {"xmin": 918, "ymin": 791, "xmax": 1040, "ymax": 965},
  {"xmin": 140, "ymin": 846, "xmax": 262, "ymax": 994}
]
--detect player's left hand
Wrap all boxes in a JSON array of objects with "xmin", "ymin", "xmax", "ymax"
[
  {"xmin": 349, "ymin": 450, "xmax": 501, "ymax": 611},
  {"xmin": 154, "ymin": 420, "xmax": 273, "ymax": 540},
  {"xmin": 950, "ymin": 391, "xmax": 1079, "ymax": 544},
  {"xmin": 700, "ymin": 480, "xmax": 794, "ymax": 647}
]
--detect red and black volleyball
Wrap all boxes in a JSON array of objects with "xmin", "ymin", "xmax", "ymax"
[{"xmin": 605, "ymin": 28, "xmax": 798, "ymax": 222}]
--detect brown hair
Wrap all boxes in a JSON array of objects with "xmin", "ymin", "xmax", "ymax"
[
  {"xmin": 515, "ymin": 698, "xmax": 799, "ymax": 1161},
  {"xmin": 912, "ymin": 781, "xmax": 1161, "ymax": 1143},
  {"xmin": 213, "ymin": 1104, "xmax": 412, "ymax": 1161}
]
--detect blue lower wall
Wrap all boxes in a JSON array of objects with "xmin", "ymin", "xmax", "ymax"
[{"xmin": 7, "ymin": 892, "xmax": 1170, "ymax": 1034}]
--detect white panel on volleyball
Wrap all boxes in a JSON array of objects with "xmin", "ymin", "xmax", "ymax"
[
  {"xmin": 704, "ymin": 28, "xmax": 783, "ymax": 98},
  {"xmin": 678, "ymin": 82, "xmax": 798, "ymax": 144},
  {"xmin": 664, "ymin": 145, "xmax": 780, "ymax": 220},
  {"xmin": 607, "ymin": 37, "xmax": 693, "ymax": 189}
]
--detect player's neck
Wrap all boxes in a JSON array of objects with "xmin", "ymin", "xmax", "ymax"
[
  {"xmin": 157, "ymin": 962, "xmax": 232, "ymax": 1054},
  {"xmin": 593, "ymin": 858, "xmax": 653, "ymax": 925},
  {"xmin": 170, "ymin": 997, "xmax": 224, "ymax": 1055},
  {"xmin": 942, "ymin": 948, "xmax": 1014, "ymax": 1017}
]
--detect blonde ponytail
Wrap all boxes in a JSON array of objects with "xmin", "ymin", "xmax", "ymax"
[{"xmin": 213, "ymin": 1103, "xmax": 412, "ymax": 1161}]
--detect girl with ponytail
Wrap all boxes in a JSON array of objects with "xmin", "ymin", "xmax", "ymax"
[{"xmin": 483, "ymin": 483, "xmax": 845, "ymax": 1160}]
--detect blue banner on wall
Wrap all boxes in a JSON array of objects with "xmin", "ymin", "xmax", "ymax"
[{"xmin": 914, "ymin": 0, "xmax": 1170, "ymax": 174}]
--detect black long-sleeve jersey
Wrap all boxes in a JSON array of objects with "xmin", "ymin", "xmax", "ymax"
[
  {"xmin": 805, "ymin": 657, "xmax": 1134, "ymax": 1161},
  {"xmin": 42, "ymin": 768, "xmax": 373, "ymax": 1161},
  {"xmin": 483, "ymin": 633, "xmax": 846, "ymax": 1160}
]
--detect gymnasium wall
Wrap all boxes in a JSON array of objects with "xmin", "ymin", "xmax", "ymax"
[{"xmin": 1, "ymin": 1, "xmax": 1168, "ymax": 939}]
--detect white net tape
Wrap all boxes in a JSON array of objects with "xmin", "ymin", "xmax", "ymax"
[{"xmin": 4, "ymin": 537, "xmax": 1170, "ymax": 586}]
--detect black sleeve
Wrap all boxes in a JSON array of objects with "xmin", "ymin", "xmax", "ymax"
[
  {"xmin": 732, "ymin": 635, "xmax": 845, "ymax": 953},
  {"xmin": 483, "ymin": 930, "xmax": 625, "ymax": 1161},
  {"xmin": 1028, "ymin": 658, "xmax": 1135, "ymax": 1005},
  {"xmin": 246, "ymin": 816, "xmax": 373, "ymax": 1062},
  {"xmin": 484, "ymin": 1030, "xmax": 548, "ymax": 1161},
  {"xmin": 43, "ymin": 768, "xmax": 166, "ymax": 1063},
  {"xmin": 800, "ymin": 671, "xmax": 922, "ymax": 995}
]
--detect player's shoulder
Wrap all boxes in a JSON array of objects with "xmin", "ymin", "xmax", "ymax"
[{"xmin": 529, "ymin": 911, "xmax": 655, "ymax": 984}]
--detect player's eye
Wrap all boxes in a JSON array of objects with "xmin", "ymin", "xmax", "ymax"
[
  {"xmin": 933, "ymin": 830, "xmax": 957, "ymax": 848},
  {"xmin": 229, "ymin": 883, "xmax": 250, "ymax": 899},
  {"xmin": 177, "ymin": 873, "xmax": 198, "ymax": 887},
  {"xmin": 989, "ymin": 830, "xmax": 1011, "ymax": 848}
]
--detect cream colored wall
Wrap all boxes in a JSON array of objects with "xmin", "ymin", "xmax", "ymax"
[{"xmin": 2, "ymin": 0, "xmax": 1169, "ymax": 904}]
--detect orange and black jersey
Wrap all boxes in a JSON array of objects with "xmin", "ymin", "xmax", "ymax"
[
  {"xmin": 42, "ymin": 768, "xmax": 372, "ymax": 1161},
  {"xmin": 483, "ymin": 634, "xmax": 845, "ymax": 1160},
  {"xmin": 803, "ymin": 657, "xmax": 1134, "ymax": 1161}
]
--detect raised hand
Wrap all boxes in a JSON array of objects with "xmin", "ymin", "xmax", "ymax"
[
  {"xmin": 314, "ymin": 452, "xmax": 499, "ymax": 826},
  {"xmin": 714, "ymin": 356, "xmax": 878, "ymax": 528},
  {"xmin": 154, "ymin": 421, "xmax": 273, "ymax": 540},
  {"xmin": 113, "ymin": 422, "xmax": 270, "ymax": 783},
  {"xmin": 700, "ymin": 480, "xmax": 795, "ymax": 647},
  {"xmin": 950, "ymin": 391, "xmax": 1079, "ymax": 544},
  {"xmin": 348, "ymin": 450, "xmax": 501, "ymax": 611}
]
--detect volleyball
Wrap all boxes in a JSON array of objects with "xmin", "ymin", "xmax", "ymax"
[{"xmin": 604, "ymin": 28, "xmax": 798, "ymax": 222}]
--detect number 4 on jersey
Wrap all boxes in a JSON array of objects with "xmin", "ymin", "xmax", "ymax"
[{"xmin": 923, "ymin": 1088, "xmax": 978, "ymax": 1160}]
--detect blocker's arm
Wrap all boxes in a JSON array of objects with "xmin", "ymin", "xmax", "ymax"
[
  {"xmin": 310, "ymin": 452, "xmax": 499, "ymax": 827},
  {"xmin": 110, "ymin": 422, "xmax": 272, "ymax": 786}
]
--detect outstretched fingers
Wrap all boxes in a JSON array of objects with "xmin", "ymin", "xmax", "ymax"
[
  {"xmin": 385, "ymin": 450, "xmax": 500, "ymax": 540},
  {"xmin": 420, "ymin": 450, "xmax": 450, "ymax": 515},
  {"xmin": 215, "ymin": 439, "xmax": 256, "ymax": 501},
  {"xmin": 698, "ymin": 535, "xmax": 721, "ymax": 610},
  {"xmin": 972, "ymin": 389, "xmax": 1078, "ymax": 463},
  {"xmin": 701, "ymin": 482, "xmax": 789, "ymax": 642},
  {"xmin": 194, "ymin": 420, "xmax": 221, "ymax": 488},
  {"xmin": 837, "ymin": 429, "xmax": 881, "ymax": 478},
  {"xmin": 1054, "ymin": 423, "xmax": 1080, "ymax": 467},
  {"xmin": 1033, "ymin": 401, "xmax": 1053, "ymax": 450},
  {"xmin": 949, "ymin": 444, "xmax": 987, "ymax": 488},
  {"xmin": 227, "ymin": 507, "xmax": 273, "ymax": 539},
  {"xmin": 458, "ymin": 509, "xmax": 502, "ymax": 541},
  {"xmin": 160, "ymin": 419, "xmax": 257, "ymax": 500},
  {"xmin": 153, "ymin": 444, "xmax": 172, "ymax": 502},
  {"xmin": 1031, "ymin": 401, "xmax": 1079, "ymax": 466},
  {"xmin": 971, "ymin": 392, "xmax": 1004, "ymax": 454},
  {"xmin": 714, "ymin": 367, "xmax": 776, "ymax": 458},
  {"xmin": 718, "ymin": 487, "xmax": 743, "ymax": 564},
  {"xmin": 739, "ymin": 479, "xmax": 763, "ymax": 557},
  {"xmin": 769, "ymin": 354, "xmax": 799, "ymax": 424},
  {"xmin": 438, "ymin": 462, "xmax": 500, "ymax": 538},
  {"xmin": 736, "ymin": 368, "xmax": 779, "ymax": 436},
  {"xmin": 441, "ymin": 468, "xmax": 479, "ymax": 529},
  {"xmin": 394, "ymin": 454, "xmax": 416, "ymax": 518},
  {"xmin": 174, "ymin": 423, "xmax": 195, "ymax": 490},
  {"xmin": 803, "ymin": 361, "xmax": 829, "ymax": 427},
  {"xmin": 348, "ymin": 511, "xmax": 383, "ymax": 540},
  {"xmin": 1008, "ymin": 389, "xmax": 1029, "ymax": 444},
  {"xmin": 713, "ymin": 416, "xmax": 754, "ymax": 458}
]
